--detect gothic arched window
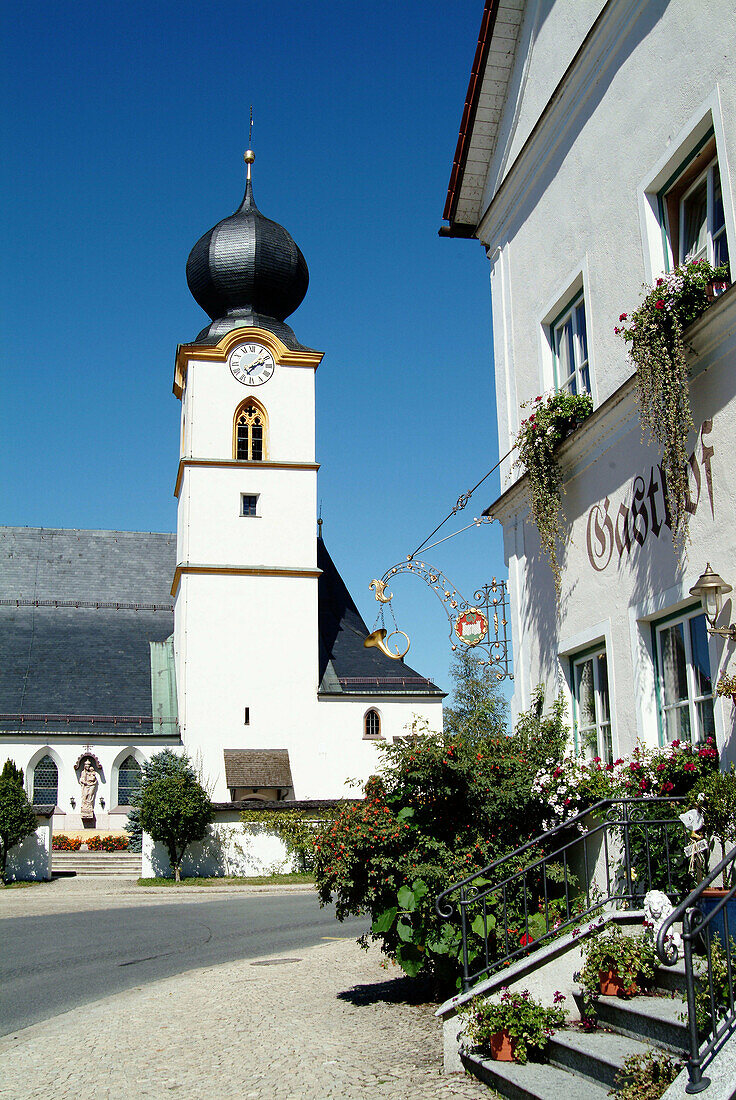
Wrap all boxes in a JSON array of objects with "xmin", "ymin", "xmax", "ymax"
[
  {"xmin": 33, "ymin": 755, "xmax": 58, "ymax": 807},
  {"xmin": 117, "ymin": 755, "xmax": 141, "ymax": 806},
  {"xmin": 364, "ymin": 709, "xmax": 381, "ymax": 739},
  {"xmin": 234, "ymin": 400, "xmax": 268, "ymax": 461}
]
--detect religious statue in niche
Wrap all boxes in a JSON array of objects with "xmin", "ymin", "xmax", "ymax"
[{"xmin": 79, "ymin": 759, "xmax": 99, "ymax": 821}]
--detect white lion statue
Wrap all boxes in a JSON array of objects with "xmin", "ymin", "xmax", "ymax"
[{"xmin": 644, "ymin": 889, "xmax": 681, "ymax": 953}]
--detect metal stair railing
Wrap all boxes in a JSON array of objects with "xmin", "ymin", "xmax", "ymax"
[
  {"xmin": 657, "ymin": 844, "xmax": 736, "ymax": 1094},
  {"xmin": 436, "ymin": 796, "xmax": 687, "ymax": 991}
]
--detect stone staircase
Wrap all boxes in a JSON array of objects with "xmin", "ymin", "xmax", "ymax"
[
  {"xmin": 461, "ymin": 961, "xmax": 689, "ymax": 1099},
  {"xmin": 52, "ymin": 851, "xmax": 142, "ymax": 877}
]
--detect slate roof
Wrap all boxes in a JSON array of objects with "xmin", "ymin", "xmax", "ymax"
[
  {"xmin": 317, "ymin": 538, "xmax": 443, "ymax": 697},
  {"xmin": 0, "ymin": 528, "xmax": 176, "ymax": 735},
  {"xmin": 223, "ymin": 749, "xmax": 293, "ymax": 789}
]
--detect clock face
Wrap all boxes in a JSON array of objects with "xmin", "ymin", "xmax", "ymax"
[{"xmin": 229, "ymin": 342, "xmax": 275, "ymax": 386}]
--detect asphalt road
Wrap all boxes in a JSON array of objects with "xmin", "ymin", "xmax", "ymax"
[{"xmin": 0, "ymin": 892, "xmax": 366, "ymax": 1036}]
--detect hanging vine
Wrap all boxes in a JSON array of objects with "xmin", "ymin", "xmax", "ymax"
[
  {"xmin": 617, "ymin": 258, "xmax": 729, "ymax": 547},
  {"xmin": 514, "ymin": 390, "xmax": 593, "ymax": 596}
]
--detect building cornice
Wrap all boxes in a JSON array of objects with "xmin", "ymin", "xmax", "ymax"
[
  {"xmin": 171, "ymin": 563, "xmax": 322, "ymax": 598},
  {"xmin": 174, "ymin": 458, "xmax": 320, "ymax": 499},
  {"xmin": 173, "ymin": 328, "xmax": 324, "ymax": 399}
]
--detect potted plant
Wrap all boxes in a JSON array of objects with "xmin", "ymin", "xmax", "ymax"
[
  {"xmin": 617, "ymin": 258, "xmax": 730, "ymax": 548},
  {"xmin": 460, "ymin": 987, "xmax": 567, "ymax": 1065},
  {"xmin": 716, "ymin": 673, "xmax": 736, "ymax": 706},
  {"xmin": 579, "ymin": 925, "xmax": 656, "ymax": 1016},
  {"xmin": 691, "ymin": 767, "xmax": 736, "ymax": 946},
  {"xmin": 514, "ymin": 390, "xmax": 593, "ymax": 596}
]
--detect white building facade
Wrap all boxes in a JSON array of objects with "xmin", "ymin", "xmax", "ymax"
[{"xmin": 443, "ymin": 0, "xmax": 736, "ymax": 765}]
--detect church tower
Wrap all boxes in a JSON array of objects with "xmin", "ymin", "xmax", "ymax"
[
  {"xmin": 173, "ymin": 150, "xmax": 323, "ymax": 800},
  {"xmin": 173, "ymin": 150, "xmax": 444, "ymax": 804}
]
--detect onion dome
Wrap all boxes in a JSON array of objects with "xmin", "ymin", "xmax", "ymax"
[{"xmin": 186, "ymin": 151, "xmax": 309, "ymax": 347}]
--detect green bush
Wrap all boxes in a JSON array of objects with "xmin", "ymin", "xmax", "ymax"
[
  {"xmin": 139, "ymin": 770, "xmax": 213, "ymax": 881},
  {"xmin": 0, "ymin": 778, "xmax": 38, "ymax": 883},
  {"xmin": 314, "ymin": 671, "xmax": 569, "ymax": 989},
  {"xmin": 126, "ymin": 749, "xmax": 198, "ymax": 853}
]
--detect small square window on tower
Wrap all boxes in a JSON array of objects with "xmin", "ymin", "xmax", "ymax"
[{"xmin": 240, "ymin": 494, "xmax": 259, "ymax": 517}]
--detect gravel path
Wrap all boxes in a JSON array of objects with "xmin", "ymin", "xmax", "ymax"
[{"xmin": 0, "ymin": 883, "xmax": 489, "ymax": 1100}]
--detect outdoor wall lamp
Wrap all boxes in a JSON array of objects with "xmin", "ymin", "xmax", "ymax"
[{"xmin": 689, "ymin": 564, "xmax": 736, "ymax": 640}]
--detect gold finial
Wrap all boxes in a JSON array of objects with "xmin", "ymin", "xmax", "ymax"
[{"xmin": 244, "ymin": 106, "xmax": 255, "ymax": 180}]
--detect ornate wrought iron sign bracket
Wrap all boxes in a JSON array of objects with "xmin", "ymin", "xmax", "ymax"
[{"xmin": 366, "ymin": 560, "xmax": 513, "ymax": 681}]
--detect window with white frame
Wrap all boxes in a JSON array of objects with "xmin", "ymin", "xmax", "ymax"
[
  {"xmin": 659, "ymin": 134, "xmax": 729, "ymax": 270},
  {"xmin": 572, "ymin": 647, "xmax": 612, "ymax": 762},
  {"xmin": 552, "ymin": 294, "xmax": 590, "ymax": 396},
  {"xmin": 654, "ymin": 608, "xmax": 715, "ymax": 745}
]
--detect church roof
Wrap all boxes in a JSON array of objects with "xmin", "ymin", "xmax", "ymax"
[
  {"xmin": 0, "ymin": 528, "xmax": 177, "ymax": 736},
  {"xmin": 186, "ymin": 157, "xmax": 312, "ymax": 351},
  {"xmin": 317, "ymin": 538, "xmax": 443, "ymax": 697}
]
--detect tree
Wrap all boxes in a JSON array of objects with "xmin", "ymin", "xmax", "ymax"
[
  {"xmin": 0, "ymin": 778, "xmax": 38, "ymax": 883},
  {"xmin": 443, "ymin": 650, "xmax": 507, "ymax": 741},
  {"xmin": 139, "ymin": 771, "xmax": 214, "ymax": 881},
  {"xmin": 1, "ymin": 760, "xmax": 24, "ymax": 788},
  {"xmin": 126, "ymin": 749, "xmax": 198, "ymax": 852}
]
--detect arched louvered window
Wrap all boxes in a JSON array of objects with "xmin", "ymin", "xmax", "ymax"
[
  {"xmin": 33, "ymin": 755, "xmax": 58, "ymax": 807},
  {"xmin": 364, "ymin": 709, "xmax": 381, "ymax": 739},
  {"xmin": 234, "ymin": 400, "xmax": 267, "ymax": 461},
  {"xmin": 117, "ymin": 755, "xmax": 141, "ymax": 806}
]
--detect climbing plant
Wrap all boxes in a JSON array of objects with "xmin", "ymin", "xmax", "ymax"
[
  {"xmin": 617, "ymin": 258, "xmax": 729, "ymax": 547},
  {"xmin": 514, "ymin": 390, "xmax": 593, "ymax": 596}
]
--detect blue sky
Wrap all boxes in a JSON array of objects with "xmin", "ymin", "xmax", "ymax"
[{"xmin": 0, "ymin": 1, "xmax": 509, "ymax": 701}]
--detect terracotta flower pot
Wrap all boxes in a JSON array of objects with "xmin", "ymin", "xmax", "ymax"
[
  {"xmin": 599, "ymin": 968, "xmax": 637, "ymax": 997},
  {"xmin": 488, "ymin": 1029, "xmax": 516, "ymax": 1061}
]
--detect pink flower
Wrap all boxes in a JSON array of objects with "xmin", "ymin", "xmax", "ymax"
[
  {"xmin": 656, "ymin": 762, "xmax": 666, "ymax": 771},
  {"xmin": 656, "ymin": 278, "xmax": 664, "ymax": 286},
  {"xmin": 655, "ymin": 299, "xmax": 665, "ymax": 309},
  {"xmin": 619, "ymin": 313, "xmax": 628, "ymax": 321},
  {"xmin": 684, "ymin": 762, "xmax": 696, "ymax": 772}
]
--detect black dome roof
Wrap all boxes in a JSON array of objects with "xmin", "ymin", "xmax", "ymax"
[{"xmin": 186, "ymin": 169, "xmax": 309, "ymax": 347}]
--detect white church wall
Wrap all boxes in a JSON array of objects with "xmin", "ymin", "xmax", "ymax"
[
  {"xmin": 4, "ymin": 816, "xmax": 52, "ymax": 881},
  {"xmin": 141, "ymin": 812, "xmax": 299, "ymax": 878},
  {"xmin": 179, "ymin": 464, "xmax": 317, "ymax": 568},
  {"xmin": 184, "ymin": 357, "xmax": 315, "ymax": 464},
  {"xmin": 177, "ymin": 571, "xmax": 320, "ymax": 800}
]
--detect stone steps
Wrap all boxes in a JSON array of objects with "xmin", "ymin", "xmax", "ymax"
[
  {"xmin": 52, "ymin": 851, "xmax": 142, "ymax": 876},
  {"xmin": 462, "ymin": 967, "xmax": 689, "ymax": 1100}
]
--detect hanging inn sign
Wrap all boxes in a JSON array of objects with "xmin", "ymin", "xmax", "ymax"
[
  {"xmin": 365, "ymin": 560, "xmax": 513, "ymax": 681},
  {"xmin": 586, "ymin": 420, "xmax": 715, "ymax": 572}
]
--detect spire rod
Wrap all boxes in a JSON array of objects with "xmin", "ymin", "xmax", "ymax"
[{"xmin": 244, "ymin": 105, "xmax": 255, "ymax": 181}]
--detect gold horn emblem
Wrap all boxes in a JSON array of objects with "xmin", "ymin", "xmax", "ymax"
[{"xmin": 363, "ymin": 627, "xmax": 410, "ymax": 660}]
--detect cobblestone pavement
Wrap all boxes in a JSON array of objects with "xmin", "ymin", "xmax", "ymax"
[{"xmin": 0, "ymin": 890, "xmax": 490, "ymax": 1100}]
